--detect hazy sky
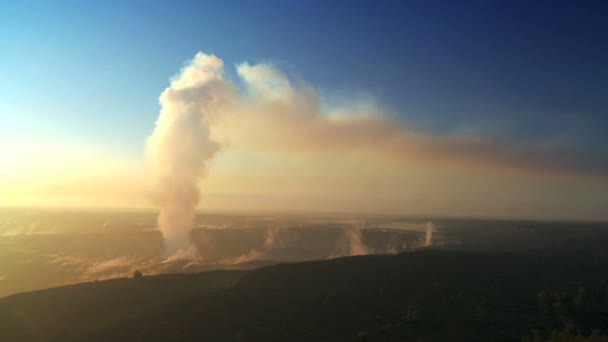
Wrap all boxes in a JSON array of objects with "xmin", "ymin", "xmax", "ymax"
[{"xmin": 1, "ymin": 0, "xmax": 607, "ymax": 220}]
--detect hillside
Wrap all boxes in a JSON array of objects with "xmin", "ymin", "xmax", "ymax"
[{"xmin": 2, "ymin": 249, "xmax": 608, "ymax": 341}]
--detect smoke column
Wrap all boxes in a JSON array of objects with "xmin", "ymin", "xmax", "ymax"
[
  {"xmin": 425, "ymin": 221, "xmax": 434, "ymax": 247},
  {"xmin": 221, "ymin": 226, "xmax": 286, "ymax": 265},
  {"xmin": 333, "ymin": 221, "xmax": 369, "ymax": 257},
  {"xmin": 147, "ymin": 51, "xmax": 531, "ymax": 258},
  {"xmin": 147, "ymin": 53, "xmax": 231, "ymax": 257},
  {"xmin": 345, "ymin": 227, "xmax": 369, "ymax": 256}
]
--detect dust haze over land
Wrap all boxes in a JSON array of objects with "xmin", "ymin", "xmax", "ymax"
[
  {"xmin": 2, "ymin": 210, "xmax": 608, "ymax": 341},
  {"xmin": 2, "ymin": 208, "xmax": 608, "ymax": 299},
  {"xmin": 0, "ymin": 209, "xmax": 442, "ymax": 298},
  {"xmin": 147, "ymin": 52, "xmax": 608, "ymax": 258}
]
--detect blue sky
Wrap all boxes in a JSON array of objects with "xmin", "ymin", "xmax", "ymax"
[
  {"xmin": 1, "ymin": 0, "xmax": 607, "ymax": 157},
  {"xmin": 2, "ymin": 0, "xmax": 608, "ymax": 218}
]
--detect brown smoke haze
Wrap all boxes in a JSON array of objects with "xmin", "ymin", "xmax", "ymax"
[{"xmin": 147, "ymin": 52, "xmax": 608, "ymax": 256}]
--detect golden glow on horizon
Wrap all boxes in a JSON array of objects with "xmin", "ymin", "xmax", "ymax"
[
  {"xmin": 2, "ymin": 141, "xmax": 607, "ymax": 221},
  {"xmin": 1, "ymin": 54, "xmax": 606, "ymax": 221},
  {"xmin": 0, "ymin": 141, "xmax": 147, "ymax": 208}
]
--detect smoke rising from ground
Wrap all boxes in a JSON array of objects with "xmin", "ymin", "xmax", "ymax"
[
  {"xmin": 147, "ymin": 53, "xmax": 232, "ymax": 256},
  {"xmin": 339, "ymin": 224, "xmax": 370, "ymax": 257},
  {"xmin": 148, "ymin": 52, "xmax": 606, "ymax": 256},
  {"xmin": 425, "ymin": 221, "xmax": 434, "ymax": 247},
  {"xmin": 223, "ymin": 225, "xmax": 287, "ymax": 265}
]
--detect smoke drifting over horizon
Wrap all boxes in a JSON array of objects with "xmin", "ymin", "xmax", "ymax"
[{"xmin": 147, "ymin": 52, "xmax": 607, "ymax": 256}]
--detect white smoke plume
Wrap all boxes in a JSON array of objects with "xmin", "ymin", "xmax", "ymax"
[
  {"xmin": 425, "ymin": 221, "xmax": 434, "ymax": 247},
  {"xmin": 332, "ymin": 222, "xmax": 370, "ymax": 257},
  {"xmin": 148, "ymin": 51, "xmax": 596, "ymax": 257},
  {"xmin": 147, "ymin": 53, "xmax": 232, "ymax": 256},
  {"xmin": 263, "ymin": 225, "xmax": 285, "ymax": 249},
  {"xmin": 222, "ymin": 225, "xmax": 286, "ymax": 265},
  {"xmin": 344, "ymin": 227, "xmax": 370, "ymax": 256}
]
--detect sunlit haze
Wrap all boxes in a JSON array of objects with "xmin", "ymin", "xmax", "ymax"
[
  {"xmin": 2, "ymin": 2, "xmax": 608, "ymax": 341},
  {"xmin": 1, "ymin": 1, "xmax": 607, "ymax": 221}
]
